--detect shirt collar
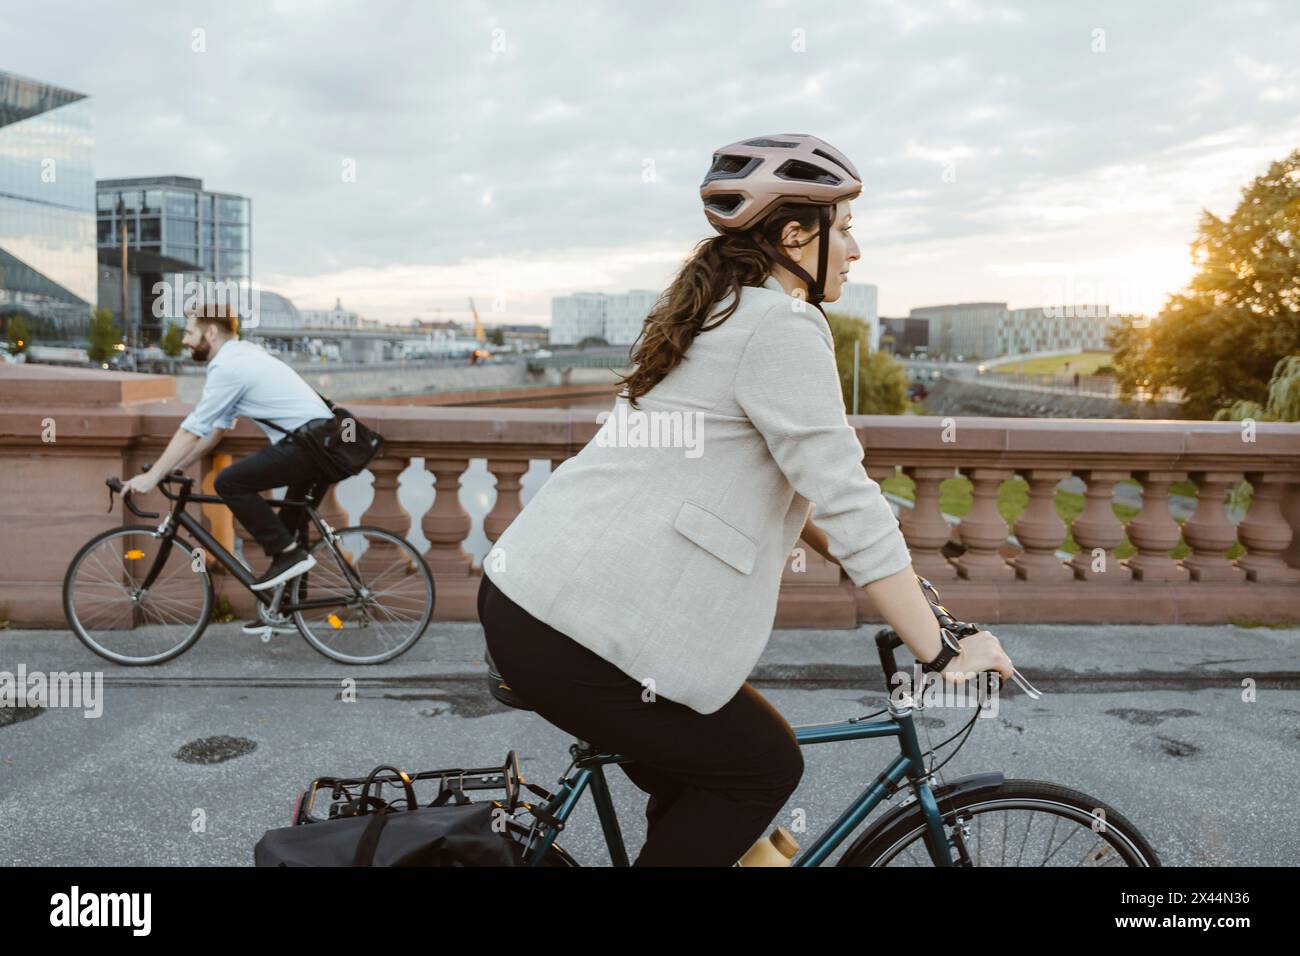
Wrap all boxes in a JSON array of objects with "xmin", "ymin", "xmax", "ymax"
[
  {"xmin": 761, "ymin": 274, "xmax": 791, "ymax": 297},
  {"xmin": 207, "ymin": 338, "xmax": 238, "ymax": 368}
]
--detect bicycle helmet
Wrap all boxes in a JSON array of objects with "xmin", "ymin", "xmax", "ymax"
[{"xmin": 700, "ymin": 133, "xmax": 863, "ymax": 308}]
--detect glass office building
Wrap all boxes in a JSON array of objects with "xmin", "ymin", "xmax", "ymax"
[
  {"xmin": 96, "ymin": 175, "xmax": 251, "ymax": 310},
  {"xmin": 0, "ymin": 69, "xmax": 97, "ymax": 333}
]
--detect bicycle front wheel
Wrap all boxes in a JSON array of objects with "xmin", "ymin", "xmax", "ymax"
[
  {"xmin": 292, "ymin": 526, "xmax": 435, "ymax": 664},
  {"xmin": 62, "ymin": 526, "xmax": 213, "ymax": 665},
  {"xmin": 839, "ymin": 779, "xmax": 1160, "ymax": 867}
]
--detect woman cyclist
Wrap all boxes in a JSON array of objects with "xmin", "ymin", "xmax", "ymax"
[{"xmin": 478, "ymin": 133, "xmax": 1015, "ymax": 866}]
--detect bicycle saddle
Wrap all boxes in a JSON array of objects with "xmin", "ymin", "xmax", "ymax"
[{"xmin": 485, "ymin": 648, "xmax": 534, "ymax": 711}]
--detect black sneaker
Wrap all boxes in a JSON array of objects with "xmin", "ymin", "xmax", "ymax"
[{"xmin": 250, "ymin": 547, "xmax": 317, "ymax": 591}]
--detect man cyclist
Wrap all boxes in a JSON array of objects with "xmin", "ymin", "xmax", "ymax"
[{"xmin": 119, "ymin": 303, "xmax": 337, "ymax": 612}]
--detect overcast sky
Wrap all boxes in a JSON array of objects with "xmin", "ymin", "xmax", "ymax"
[{"xmin": 5, "ymin": 0, "xmax": 1300, "ymax": 325}]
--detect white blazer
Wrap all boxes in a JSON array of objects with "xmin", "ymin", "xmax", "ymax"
[{"xmin": 484, "ymin": 274, "xmax": 913, "ymax": 714}]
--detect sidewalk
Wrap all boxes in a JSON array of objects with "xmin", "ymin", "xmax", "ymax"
[{"xmin": 4, "ymin": 621, "xmax": 1298, "ymax": 690}]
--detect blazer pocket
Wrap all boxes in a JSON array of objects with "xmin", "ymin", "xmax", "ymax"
[{"xmin": 672, "ymin": 500, "xmax": 757, "ymax": 575}]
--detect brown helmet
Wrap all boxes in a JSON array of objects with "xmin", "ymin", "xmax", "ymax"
[
  {"xmin": 700, "ymin": 133, "xmax": 862, "ymax": 309},
  {"xmin": 699, "ymin": 133, "xmax": 863, "ymax": 233}
]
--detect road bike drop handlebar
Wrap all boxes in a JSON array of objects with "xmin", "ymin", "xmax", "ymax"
[
  {"xmin": 105, "ymin": 466, "xmax": 193, "ymax": 520},
  {"xmin": 875, "ymin": 574, "xmax": 1042, "ymax": 700}
]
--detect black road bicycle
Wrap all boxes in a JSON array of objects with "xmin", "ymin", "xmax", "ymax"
[{"xmin": 62, "ymin": 470, "xmax": 435, "ymax": 665}]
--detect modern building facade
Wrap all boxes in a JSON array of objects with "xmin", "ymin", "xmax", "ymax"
[
  {"xmin": 0, "ymin": 69, "xmax": 96, "ymax": 335},
  {"xmin": 550, "ymin": 289, "xmax": 659, "ymax": 346},
  {"xmin": 95, "ymin": 175, "xmax": 251, "ymax": 317},
  {"xmin": 910, "ymin": 301, "xmax": 1117, "ymax": 360}
]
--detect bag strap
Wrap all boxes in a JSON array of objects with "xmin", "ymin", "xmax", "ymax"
[
  {"xmin": 252, "ymin": 417, "xmax": 295, "ymax": 435},
  {"xmin": 352, "ymin": 811, "xmax": 390, "ymax": 866}
]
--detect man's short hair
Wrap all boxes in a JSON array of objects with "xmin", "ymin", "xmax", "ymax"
[{"xmin": 186, "ymin": 302, "xmax": 239, "ymax": 336}]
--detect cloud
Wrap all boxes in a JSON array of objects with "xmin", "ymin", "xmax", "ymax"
[{"xmin": 2, "ymin": 0, "xmax": 1298, "ymax": 323}]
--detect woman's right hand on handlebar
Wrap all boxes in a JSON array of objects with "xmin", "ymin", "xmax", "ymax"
[{"xmin": 939, "ymin": 629, "xmax": 1014, "ymax": 684}]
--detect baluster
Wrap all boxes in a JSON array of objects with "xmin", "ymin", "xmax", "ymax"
[
  {"xmin": 1126, "ymin": 471, "xmax": 1189, "ymax": 582},
  {"xmin": 421, "ymin": 457, "xmax": 473, "ymax": 577},
  {"xmin": 1011, "ymin": 469, "xmax": 1073, "ymax": 580},
  {"xmin": 1069, "ymin": 469, "xmax": 1130, "ymax": 581},
  {"xmin": 1235, "ymin": 472, "xmax": 1300, "ymax": 583},
  {"xmin": 955, "ymin": 468, "xmax": 1015, "ymax": 580},
  {"xmin": 358, "ymin": 457, "xmax": 411, "ymax": 575},
  {"xmin": 900, "ymin": 466, "xmax": 958, "ymax": 581},
  {"xmin": 1182, "ymin": 471, "xmax": 1247, "ymax": 583},
  {"xmin": 483, "ymin": 459, "xmax": 529, "ymax": 545}
]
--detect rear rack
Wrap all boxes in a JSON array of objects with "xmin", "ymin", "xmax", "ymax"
[{"xmin": 292, "ymin": 750, "xmax": 563, "ymax": 831}]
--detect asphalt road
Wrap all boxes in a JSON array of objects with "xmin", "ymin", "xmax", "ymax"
[{"xmin": 2, "ymin": 622, "xmax": 1298, "ymax": 867}]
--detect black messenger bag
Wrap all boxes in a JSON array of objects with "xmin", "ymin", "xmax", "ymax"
[{"xmin": 256, "ymin": 391, "xmax": 383, "ymax": 483}]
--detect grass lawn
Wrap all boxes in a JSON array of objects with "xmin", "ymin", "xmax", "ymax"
[
  {"xmin": 984, "ymin": 352, "xmax": 1112, "ymax": 376},
  {"xmin": 877, "ymin": 474, "xmax": 1248, "ymax": 561}
]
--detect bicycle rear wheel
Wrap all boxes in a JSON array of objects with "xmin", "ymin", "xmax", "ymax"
[
  {"xmin": 291, "ymin": 526, "xmax": 435, "ymax": 664},
  {"xmin": 63, "ymin": 526, "xmax": 213, "ymax": 665},
  {"xmin": 838, "ymin": 779, "xmax": 1160, "ymax": 867}
]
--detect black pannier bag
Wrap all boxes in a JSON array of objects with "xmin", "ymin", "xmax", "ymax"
[
  {"xmin": 256, "ymin": 391, "xmax": 382, "ymax": 483},
  {"xmin": 255, "ymin": 755, "xmax": 561, "ymax": 867}
]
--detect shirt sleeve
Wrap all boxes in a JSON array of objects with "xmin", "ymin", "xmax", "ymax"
[
  {"xmin": 179, "ymin": 365, "xmax": 243, "ymax": 438},
  {"xmin": 734, "ymin": 300, "xmax": 913, "ymax": 589}
]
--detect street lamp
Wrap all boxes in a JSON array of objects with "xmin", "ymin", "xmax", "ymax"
[{"xmin": 115, "ymin": 196, "xmax": 136, "ymax": 372}]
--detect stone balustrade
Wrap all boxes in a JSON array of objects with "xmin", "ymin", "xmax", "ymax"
[{"xmin": 2, "ymin": 364, "xmax": 1298, "ymax": 629}]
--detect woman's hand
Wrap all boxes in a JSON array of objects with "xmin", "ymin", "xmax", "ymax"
[{"xmin": 939, "ymin": 629, "xmax": 1014, "ymax": 684}]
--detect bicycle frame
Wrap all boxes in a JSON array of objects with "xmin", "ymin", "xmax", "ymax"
[
  {"xmin": 128, "ymin": 476, "xmax": 365, "ymax": 613},
  {"xmin": 519, "ymin": 699, "xmax": 967, "ymax": 867}
]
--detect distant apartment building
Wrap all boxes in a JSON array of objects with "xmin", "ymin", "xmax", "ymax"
[
  {"xmin": 1000, "ymin": 305, "xmax": 1114, "ymax": 355},
  {"xmin": 909, "ymin": 302, "xmax": 1116, "ymax": 360},
  {"xmin": 0, "ymin": 69, "xmax": 96, "ymax": 334},
  {"xmin": 831, "ymin": 281, "xmax": 880, "ymax": 350},
  {"xmin": 550, "ymin": 292, "xmax": 610, "ymax": 345},
  {"xmin": 300, "ymin": 297, "xmax": 359, "ymax": 329},
  {"xmin": 550, "ymin": 289, "xmax": 660, "ymax": 346},
  {"xmin": 910, "ymin": 302, "xmax": 1006, "ymax": 361}
]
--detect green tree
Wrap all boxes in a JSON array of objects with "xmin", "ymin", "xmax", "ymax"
[
  {"xmin": 487, "ymin": 327, "xmax": 504, "ymax": 346},
  {"xmin": 160, "ymin": 321, "xmax": 185, "ymax": 357},
  {"xmin": 87, "ymin": 307, "xmax": 122, "ymax": 364},
  {"xmin": 5, "ymin": 313, "xmax": 31, "ymax": 355},
  {"xmin": 1109, "ymin": 148, "xmax": 1300, "ymax": 419},
  {"xmin": 824, "ymin": 309, "xmax": 910, "ymax": 414}
]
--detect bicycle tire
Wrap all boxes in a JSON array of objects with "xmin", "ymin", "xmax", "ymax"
[
  {"xmin": 837, "ymin": 779, "xmax": 1161, "ymax": 867},
  {"xmin": 63, "ymin": 525, "xmax": 213, "ymax": 665},
  {"xmin": 292, "ymin": 525, "xmax": 435, "ymax": 664}
]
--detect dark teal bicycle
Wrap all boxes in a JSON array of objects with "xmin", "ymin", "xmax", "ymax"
[{"xmin": 294, "ymin": 576, "xmax": 1160, "ymax": 867}]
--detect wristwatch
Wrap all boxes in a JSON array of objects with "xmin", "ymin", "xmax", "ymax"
[{"xmin": 920, "ymin": 626, "xmax": 964, "ymax": 674}]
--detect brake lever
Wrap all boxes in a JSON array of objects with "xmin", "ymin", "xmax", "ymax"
[{"xmin": 917, "ymin": 574, "xmax": 1044, "ymax": 699}]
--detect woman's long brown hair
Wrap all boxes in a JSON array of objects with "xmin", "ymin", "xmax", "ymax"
[{"xmin": 614, "ymin": 202, "xmax": 825, "ymax": 409}]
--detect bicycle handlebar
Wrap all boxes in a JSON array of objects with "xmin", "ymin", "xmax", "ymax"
[
  {"xmin": 105, "ymin": 469, "xmax": 193, "ymax": 518},
  {"xmin": 875, "ymin": 574, "xmax": 1042, "ymax": 699}
]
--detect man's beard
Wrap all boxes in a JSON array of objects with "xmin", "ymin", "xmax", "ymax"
[{"xmin": 189, "ymin": 339, "xmax": 211, "ymax": 363}]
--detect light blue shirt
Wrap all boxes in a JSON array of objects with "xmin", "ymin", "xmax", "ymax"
[{"xmin": 180, "ymin": 339, "xmax": 333, "ymax": 443}]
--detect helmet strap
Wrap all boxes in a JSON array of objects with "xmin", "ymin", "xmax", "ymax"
[{"xmin": 750, "ymin": 204, "xmax": 832, "ymax": 313}]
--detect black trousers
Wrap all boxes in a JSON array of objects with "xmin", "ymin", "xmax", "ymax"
[
  {"xmin": 477, "ymin": 573, "xmax": 804, "ymax": 866},
  {"xmin": 213, "ymin": 434, "xmax": 333, "ymax": 558}
]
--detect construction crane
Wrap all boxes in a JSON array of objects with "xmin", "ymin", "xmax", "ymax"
[{"xmin": 468, "ymin": 297, "xmax": 486, "ymax": 343}]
